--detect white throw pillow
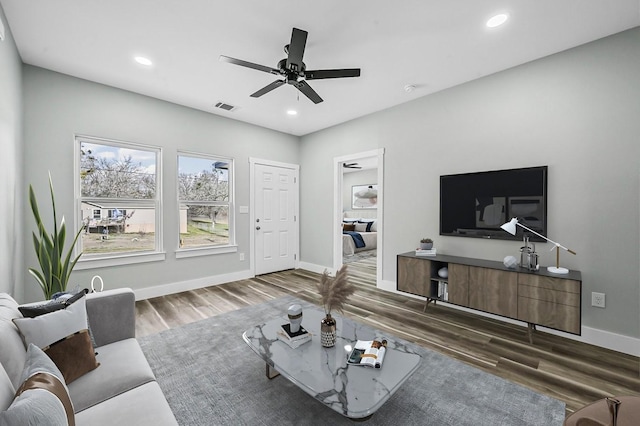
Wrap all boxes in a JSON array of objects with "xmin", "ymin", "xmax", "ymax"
[
  {"xmin": 354, "ymin": 223, "xmax": 368, "ymax": 232},
  {"xmin": 13, "ymin": 296, "xmax": 89, "ymax": 349}
]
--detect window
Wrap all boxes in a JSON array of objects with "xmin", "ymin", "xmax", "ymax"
[
  {"xmin": 177, "ymin": 153, "xmax": 234, "ymax": 251},
  {"xmin": 77, "ymin": 135, "xmax": 161, "ymax": 259}
]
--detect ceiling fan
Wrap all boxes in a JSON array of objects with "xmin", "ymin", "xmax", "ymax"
[
  {"xmin": 343, "ymin": 162, "xmax": 362, "ymax": 169},
  {"xmin": 219, "ymin": 28, "xmax": 360, "ymax": 104}
]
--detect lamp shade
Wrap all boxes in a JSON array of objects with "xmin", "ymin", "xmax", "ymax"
[{"xmin": 500, "ymin": 218, "xmax": 518, "ymax": 235}]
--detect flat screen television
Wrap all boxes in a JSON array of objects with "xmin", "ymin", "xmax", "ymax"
[{"xmin": 440, "ymin": 166, "xmax": 548, "ymax": 242}]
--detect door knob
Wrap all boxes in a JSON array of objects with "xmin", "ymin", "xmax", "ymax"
[{"xmin": 256, "ymin": 226, "xmax": 261, "ymax": 230}]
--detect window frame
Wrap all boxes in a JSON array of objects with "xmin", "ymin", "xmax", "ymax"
[
  {"xmin": 74, "ymin": 134, "xmax": 165, "ymax": 269},
  {"xmin": 175, "ymin": 150, "xmax": 236, "ymax": 258}
]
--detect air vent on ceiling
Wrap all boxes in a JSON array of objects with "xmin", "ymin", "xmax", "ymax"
[{"xmin": 214, "ymin": 102, "xmax": 237, "ymax": 112}]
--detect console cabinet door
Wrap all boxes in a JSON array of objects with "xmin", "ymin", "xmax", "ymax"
[
  {"xmin": 468, "ymin": 266, "xmax": 518, "ymax": 318},
  {"xmin": 447, "ymin": 263, "xmax": 469, "ymax": 306},
  {"xmin": 397, "ymin": 257, "xmax": 432, "ymax": 297},
  {"xmin": 517, "ymin": 274, "xmax": 581, "ymax": 334}
]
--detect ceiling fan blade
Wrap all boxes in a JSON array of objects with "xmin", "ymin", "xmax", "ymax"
[
  {"xmin": 305, "ymin": 68, "xmax": 361, "ymax": 80},
  {"xmin": 286, "ymin": 28, "xmax": 308, "ymax": 72},
  {"xmin": 250, "ymin": 80, "xmax": 286, "ymax": 98},
  {"xmin": 294, "ymin": 80, "xmax": 323, "ymax": 104},
  {"xmin": 219, "ymin": 55, "xmax": 281, "ymax": 76}
]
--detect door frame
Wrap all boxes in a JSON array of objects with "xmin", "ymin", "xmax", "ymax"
[
  {"xmin": 333, "ymin": 148, "xmax": 385, "ymax": 285},
  {"xmin": 249, "ymin": 157, "xmax": 300, "ymax": 276}
]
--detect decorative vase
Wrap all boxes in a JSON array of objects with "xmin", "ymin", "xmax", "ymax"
[
  {"xmin": 287, "ymin": 304, "xmax": 303, "ymax": 334},
  {"xmin": 320, "ymin": 314, "xmax": 337, "ymax": 347},
  {"xmin": 420, "ymin": 242, "xmax": 433, "ymax": 250}
]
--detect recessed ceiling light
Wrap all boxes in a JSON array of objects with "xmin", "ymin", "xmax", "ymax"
[
  {"xmin": 134, "ymin": 56, "xmax": 153, "ymax": 66},
  {"xmin": 287, "ymin": 110, "xmax": 298, "ymax": 116},
  {"xmin": 486, "ymin": 14, "xmax": 508, "ymax": 28}
]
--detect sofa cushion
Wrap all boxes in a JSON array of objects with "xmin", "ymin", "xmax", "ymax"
[
  {"xmin": 69, "ymin": 338, "xmax": 156, "ymax": 413},
  {"xmin": 0, "ymin": 366, "xmax": 15, "ymax": 412},
  {"xmin": 0, "ymin": 344, "xmax": 74, "ymax": 426},
  {"xmin": 75, "ymin": 381, "xmax": 177, "ymax": 426},
  {"xmin": 0, "ymin": 293, "xmax": 27, "ymax": 388}
]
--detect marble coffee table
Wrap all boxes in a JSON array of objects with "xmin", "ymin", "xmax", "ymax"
[{"xmin": 242, "ymin": 306, "xmax": 422, "ymax": 419}]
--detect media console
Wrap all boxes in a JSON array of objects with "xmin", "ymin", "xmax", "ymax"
[{"xmin": 397, "ymin": 252, "xmax": 581, "ymax": 342}]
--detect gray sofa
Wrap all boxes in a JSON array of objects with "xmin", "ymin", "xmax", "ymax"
[{"xmin": 0, "ymin": 288, "xmax": 177, "ymax": 425}]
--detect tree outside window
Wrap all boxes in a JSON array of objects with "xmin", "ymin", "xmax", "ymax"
[
  {"xmin": 77, "ymin": 136, "xmax": 160, "ymax": 256},
  {"xmin": 178, "ymin": 154, "xmax": 233, "ymax": 249}
]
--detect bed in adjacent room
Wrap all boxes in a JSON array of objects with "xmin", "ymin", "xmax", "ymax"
[{"xmin": 342, "ymin": 212, "xmax": 377, "ymax": 256}]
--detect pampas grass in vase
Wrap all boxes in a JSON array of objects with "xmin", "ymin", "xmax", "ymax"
[{"xmin": 316, "ymin": 265, "xmax": 355, "ymax": 347}]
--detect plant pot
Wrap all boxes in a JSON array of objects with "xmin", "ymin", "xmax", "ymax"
[
  {"xmin": 320, "ymin": 314, "xmax": 337, "ymax": 347},
  {"xmin": 420, "ymin": 242, "xmax": 433, "ymax": 250}
]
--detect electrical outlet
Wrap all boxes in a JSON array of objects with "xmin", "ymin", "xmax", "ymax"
[
  {"xmin": 239, "ymin": 252, "xmax": 245, "ymax": 261},
  {"xmin": 591, "ymin": 292, "xmax": 605, "ymax": 308}
]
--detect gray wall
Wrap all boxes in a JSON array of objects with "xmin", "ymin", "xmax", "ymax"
[
  {"xmin": 300, "ymin": 28, "xmax": 640, "ymax": 339},
  {"xmin": 0, "ymin": 5, "xmax": 23, "ymax": 298},
  {"xmin": 21, "ymin": 66, "xmax": 299, "ymax": 302}
]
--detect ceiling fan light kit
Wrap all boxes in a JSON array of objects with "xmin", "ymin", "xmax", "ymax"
[{"xmin": 220, "ymin": 28, "xmax": 361, "ymax": 104}]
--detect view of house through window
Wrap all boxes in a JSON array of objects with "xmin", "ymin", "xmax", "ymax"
[
  {"xmin": 78, "ymin": 136, "xmax": 160, "ymax": 256},
  {"xmin": 178, "ymin": 154, "xmax": 232, "ymax": 249}
]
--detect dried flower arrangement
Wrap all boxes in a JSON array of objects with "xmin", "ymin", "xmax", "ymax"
[{"xmin": 316, "ymin": 264, "xmax": 355, "ymax": 316}]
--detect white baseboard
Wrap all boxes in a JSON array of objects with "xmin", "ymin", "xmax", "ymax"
[
  {"xmin": 377, "ymin": 280, "xmax": 639, "ymax": 356},
  {"xmin": 133, "ymin": 269, "xmax": 254, "ymax": 301},
  {"xmin": 298, "ymin": 262, "xmax": 335, "ymax": 275}
]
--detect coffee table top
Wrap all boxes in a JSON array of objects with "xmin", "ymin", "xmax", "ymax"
[{"xmin": 242, "ymin": 306, "xmax": 422, "ymax": 419}]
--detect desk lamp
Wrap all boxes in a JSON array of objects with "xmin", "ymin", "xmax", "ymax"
[{"xmin": 500, "ymin": 218, "xmax": 576, "ymax": 274}]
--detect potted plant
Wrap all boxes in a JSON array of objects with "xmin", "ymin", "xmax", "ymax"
[
  {"xmin": 316, "ymin": 265, "xmax": 355, "ymax": 347},
  {"xmin": 28, "ymin": 174, "xmax": 84, "ymax": 299},
  {"xmin": 420, "ymin": 238, "xmax": 433, "ymax": 250}
]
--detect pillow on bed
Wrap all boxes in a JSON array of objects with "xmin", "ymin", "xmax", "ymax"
[
  {"xmin": 343, "ymin": 218, "xmax": 360, "ymax": 223},
  {"xmin": 343, "ymin": 223, "xmax": 356, "ymax": 232},
  {"xmin": 354, "ymin": 223, "xmax": 368, "ymax": 232},
  {"xmin": 358, "ymin": 219, "xmax": 378, "ymax": 232}
]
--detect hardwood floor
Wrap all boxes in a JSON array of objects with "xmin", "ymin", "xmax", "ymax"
[{"xmin": 135, "ymin": 259, "xmax": 639, "ymax": 417}]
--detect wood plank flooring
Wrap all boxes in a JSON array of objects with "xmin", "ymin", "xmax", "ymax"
[{"xmin": 135, "ymin": 258, "xmax": 639, "ymax": 417}]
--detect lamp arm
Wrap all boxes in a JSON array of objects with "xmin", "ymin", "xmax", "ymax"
[{"xmin": 515, "ymin": 222, "xmax": 575, "ymax": 254}]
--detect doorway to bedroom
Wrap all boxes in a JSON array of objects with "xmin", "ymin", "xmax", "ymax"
[{"xmin": 333, "ymin": 149, "xmax": 384, "ymax": 287}]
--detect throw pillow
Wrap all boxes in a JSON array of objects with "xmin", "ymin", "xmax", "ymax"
[
  {"xmin": 13, "ymin": 296, "xmax": 90, "ymax": 348},
  {"xmin": 43, "ymin": 330, "xmax": 99, "ymax": 384},
  {"xmin": 17, "ymin": 289, "xmax": 87, "ymax": 318},
  {"xmin": 0, "ymin": 344, "xmax": 75, "ymax": 426},
  {"xmin": 13, "ymin": 296, "xmax": 100, "ymax": 383},
  {"xmin": 18, "ymin": 289, "xmax": 97, "ymax": 348},
  {"xmin": 358, "ymin": 220, "xmax": 374, "ymax": 232},
  {"xmin": 343, "ymin": 223, "xmax": 356, "ymax": 232}
]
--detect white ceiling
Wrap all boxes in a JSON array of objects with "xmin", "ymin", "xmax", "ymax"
[{"xmin": 2, "ymin": 1, "xmax": 639, "ymax": 136}]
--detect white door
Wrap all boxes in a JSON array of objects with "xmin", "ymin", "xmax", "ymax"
[{"xmin": 254, "ymin": 163, "xmax": 298, "ymax": 275}]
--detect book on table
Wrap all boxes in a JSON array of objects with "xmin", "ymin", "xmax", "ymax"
[
  {"xmin": 277, "ymin": 323, "xmax": 311, "ymax": 349},
  {"xmin": 347, "ymin": 339, "xmax": 388, "ymax": 368},
  {"xmin": 415, "ymin": 248, "xmax": 437, "ymax": 256}
]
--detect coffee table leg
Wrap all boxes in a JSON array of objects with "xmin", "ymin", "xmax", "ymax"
[{"xmin": 265, "ymin": 363, "xmax": 280, "ymax": 380}]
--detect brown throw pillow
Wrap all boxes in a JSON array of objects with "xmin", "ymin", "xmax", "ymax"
[
  {"xmin": 343, "ymin": 223, "xmax": 356, "ymax": 232},
  {"xmin": 43, "ymin": 330, "xmax": 100, "ymax": 384}
]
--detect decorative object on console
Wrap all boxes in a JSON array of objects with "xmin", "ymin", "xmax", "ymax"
[
  {"xmin": 316, "ymin": 265, "xmax": 354, "ymax": 347},
  {"xmin": 438, "ymin": 267, "xmax": 448, "ymax": 278},
  {"xmin": 287, "ymin": 304, "xmax": 302, "ymax": 333},
  {"xmin": 519, "ymin": 235, "xmax": 539, "ymax": 271},
  {"xmin": 503, "ymin": 255, "xmax": 518, "ymax": 269},
  {"xmin": 29, "ymin": 173, "xmax": 84, "ymax": 299},
  {"xmin": 419, "ymin": 238, "xmax": 433, "ymax": 250},
  {"xmin": 501, "ymin": 217, "xmax": 576, "ymax": 274}
]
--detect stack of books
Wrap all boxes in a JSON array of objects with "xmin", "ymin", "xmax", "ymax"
[
  {"xmin": 415, "ymin": 248, "xmax": 437, "ymax": 256},
  {"xmin": 277, "ymin": 323, "xmax": 311, "ymax": 349}
]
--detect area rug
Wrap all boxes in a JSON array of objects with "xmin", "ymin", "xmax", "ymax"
[
  {"xmin": 139, "ymin": 295, "xmax": 565, "ymax": 426},
  {"xmin": 343, "ymin": 249, "xmax": 377, "ymax": 264}
]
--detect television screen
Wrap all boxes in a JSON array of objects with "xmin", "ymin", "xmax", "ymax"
[{"xmin": 440, "ymin": 166, "xmax": 547, "ymax": 241}]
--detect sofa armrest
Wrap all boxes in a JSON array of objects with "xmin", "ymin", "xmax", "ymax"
[{"xmin": 85, "ymin": 288, "xmax": 136, "ymax": 347}]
